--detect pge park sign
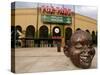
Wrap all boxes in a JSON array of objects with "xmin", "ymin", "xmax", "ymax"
[
  {"xmin": 40, "ymin": 5, "xmax": 72, "ymax": 16},
  {"xmin": 40, "ymin": 5, "xmax": 72, "ymax": 24}
]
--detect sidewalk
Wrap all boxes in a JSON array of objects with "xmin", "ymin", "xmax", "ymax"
[{"xmin": 14, "ymin": 47, "xmax": 97, "ymax": 73}]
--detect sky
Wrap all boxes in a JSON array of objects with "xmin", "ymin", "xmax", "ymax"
[
  {"xmin": 11, "ymin": 2, "xmax": 97, "ymax": 20},
  {"xmin": 75, "ymin": 5, "xmax": 97, "ymax": 20}
]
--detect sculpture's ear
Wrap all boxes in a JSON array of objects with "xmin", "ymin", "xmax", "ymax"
[
  {"xmin": 63, "ymin": 45, "xmax": 70, "ymax": 57},
  {"xmin": 90, "ymin": 47, "xmax": 95, "ymax": 57}
]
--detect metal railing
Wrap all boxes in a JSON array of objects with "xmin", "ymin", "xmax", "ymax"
[{"xmin": 13, "ymin": 38, "xmax": 61, "ymax": 48}]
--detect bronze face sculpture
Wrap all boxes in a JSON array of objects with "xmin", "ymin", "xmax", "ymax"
[{"xmin": 64, "ymin": 30, "xmax": 95, "ymax": 69}]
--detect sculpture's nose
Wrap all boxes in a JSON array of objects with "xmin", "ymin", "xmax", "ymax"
[
  {"xmin": 81, "ymin": 50, "xmax": 89, "ymax": 57},
  {"xmin": 75, "ymin": 43, "xmax": 83, "ymax": 49}
]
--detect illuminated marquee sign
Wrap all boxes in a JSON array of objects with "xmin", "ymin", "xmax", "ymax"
[
  {"xmin": 41, "ymin": 15, "xmax": 72, "ymax": 24},
  {"xmin": 40, "ymin": 5, "xmax": 72, "ymax": 16}
]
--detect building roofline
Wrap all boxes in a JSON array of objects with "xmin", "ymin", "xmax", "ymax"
[{"xmin": 75, "ymin": 12, "xmax": 97, "ymax": 21}]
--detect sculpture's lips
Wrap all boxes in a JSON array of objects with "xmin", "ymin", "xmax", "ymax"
[{"xmin": 80, "ymin": 56, "xmax": 91, "ymax": 64}]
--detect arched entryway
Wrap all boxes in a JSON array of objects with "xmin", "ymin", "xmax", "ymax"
[
  {"xmin": 26, "ymin": 25, "xmax": 35, "ymax": 38},
  {"xmin": 91, "ymin": 31, "xmax": 96, "ymax": 45},
  {"xmin": 16, "ymin": 25, "xmax": 22, "ymax": 32},
  {"xmin": 15, "ymin": 25, "xmax": 22, "ymax": 47},
  {"xmin": 25, "ymin": 25, "xmax": 35, "ymax": 47},
  {"xmin": 65, "ymin": 27, "xmax": 72, "ymax": 45},
  {"xmin": 15, "ymin": 25, "xmax": 22, "ymax": 39},
  {"xmin": 76, "ymin": 28, "xmax": 81, "ymax": 31},
  {"xmin": 39, "ymin": 25, "xmax": 48, "ymax": 47},
  {"xmin": 52, "ymin": 26, "xmax": 61, "ymax": 47},
  {"xmin": 39, "ymin": 25, "xmax": 48, "ymax": 38},
  {"xmin": 53, "ymin": 26, "xmax": 61, "ymax": 37},
  {"xmin": 86, "ymin": 29, "xmax": 90, "ymax": 33}
]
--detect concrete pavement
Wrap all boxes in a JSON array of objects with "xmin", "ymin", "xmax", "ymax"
[{"xmin": 14, "ymin": 47, "xmax": 97, "ymax": 73}]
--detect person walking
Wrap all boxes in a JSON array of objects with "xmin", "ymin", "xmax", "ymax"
[{"xmin": 57, "ymin": 41, "xmax": 61, "ymax": 52}]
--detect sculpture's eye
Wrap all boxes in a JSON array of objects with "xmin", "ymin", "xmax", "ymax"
[
  {"xmin": 87, "ymin": 45, "xmax": 92, "ymax": 48},
  {"xmin": 88, "ymin": 50, "xmax": 94, "ymax": 55}
]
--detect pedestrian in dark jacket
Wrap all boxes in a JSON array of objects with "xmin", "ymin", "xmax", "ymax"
[{"xmin": 57, "ymin": 41, "xmax": 61, "ymax": 52}]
